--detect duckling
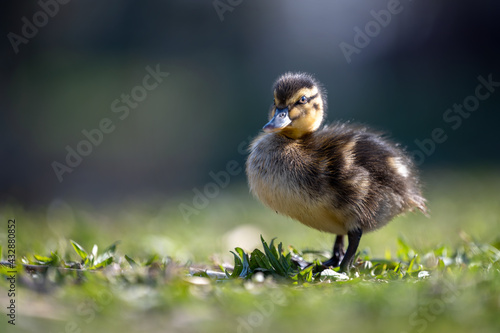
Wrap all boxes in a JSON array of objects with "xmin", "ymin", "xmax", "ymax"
[{"xmin": 246, "ymin": 72, "xmax": 427, "ymax": 272}]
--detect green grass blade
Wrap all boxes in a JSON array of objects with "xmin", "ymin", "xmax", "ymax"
[
  {"xmin": 261, "ymin": 236, "xmax": 285, "ymax": 276},
  {"xmin": 93, "ymin": 241, "xmax": 120, "ymax": 268},
  {"xmin": 250, "ymin": 249, "xmax": 272, "ymax": 270},
  {"xmin": 230, "ymin": 251, "xmax": 243, "ymax": 278},
  {"xmin": 102, "ymin": 241, "xmax": 120, "ymax": 256},
  {"xmin": 235, "ymin": 247, "xmax": 251, "ymax": 278},
  {"xmin": 408, "ymin": 255, "xmax": 420, "ymax": 273},
  {"xmin": 70, "ymin": 240, "xmax": 88, "ymax": 260},
  {"xmin": 269, "ymin": 237, "xmax": 280, "ymax": 259},
  {"xmin": 125, "ymin": 255, "xmax": 138, "ymax": 267},
  {"xmin": 145, "ymin": 254, "xmax": 158, "ymax": 266},
  {"xmin": 93, "ymin": 256, "xmax": 113, "ymax": 269},
  {"xmin": 33, "ymin": 254, "xmax": 53, "ymax": 265}
]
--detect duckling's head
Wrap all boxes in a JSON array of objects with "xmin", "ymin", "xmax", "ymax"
[{"xmin": 263, "ymin": 72, "xmax": 327, "ymax": 139}]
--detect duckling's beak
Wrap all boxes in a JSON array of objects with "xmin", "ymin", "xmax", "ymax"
[{"xmin": 263, "ymin": 108, "xmax": 292, "ymax": 133}]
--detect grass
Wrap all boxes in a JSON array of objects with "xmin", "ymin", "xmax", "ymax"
[{"xmin": 1, "ymin": 168, "xmax": 500, "ymax": 333}]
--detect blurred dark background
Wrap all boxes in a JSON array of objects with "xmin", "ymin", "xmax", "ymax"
[{"xmin": 1, "ymin": 0, "xmax": 499, "ymax": 205}]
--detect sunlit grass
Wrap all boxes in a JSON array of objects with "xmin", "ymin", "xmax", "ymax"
[{"xmin": 1, "ymin": 168, "xmax": 500, "ymax": 333}]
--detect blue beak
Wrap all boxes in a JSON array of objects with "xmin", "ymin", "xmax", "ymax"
[{"xmin": 263, "ymin": 108, "xmax": 291, "ymax": 132}]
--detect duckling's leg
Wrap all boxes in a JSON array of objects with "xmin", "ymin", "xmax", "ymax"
[
  {"xmin": 322, "ymin": 235, "xmax": 345, "ymax": 267},
  {"xmin": 339, "ymin": 228, "xmax": 363, "ymax": 272}
]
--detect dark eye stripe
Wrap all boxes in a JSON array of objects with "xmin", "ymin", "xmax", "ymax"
[
  {"xmin": 308, "ymin": 93, "xmax": 319, "ymax": 101},
  {"xmin": 295, "ymin": 93, "xmax": 318, "ymax": 105}
]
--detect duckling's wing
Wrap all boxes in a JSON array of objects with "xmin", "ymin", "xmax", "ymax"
[{"xmin": 316, "ymin": 123, "xmax": 427, "ymax": 225}]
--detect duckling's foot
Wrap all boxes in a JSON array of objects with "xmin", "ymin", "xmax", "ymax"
[
  {"xmin": 339, "ymin": 228, "xmax": 363, "ymax": 272},
  {"xmin": 322, "ymin": 235, "xmax": 345, "ymax": 268}
]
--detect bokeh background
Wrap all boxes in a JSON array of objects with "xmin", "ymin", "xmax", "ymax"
[
  {"xmin": 1, "ymin": 0, "xmax": 499, "ymax": 206},
  {"xmin": 2, "ymin": 3, "xmax": 500, "ymax": 332}
]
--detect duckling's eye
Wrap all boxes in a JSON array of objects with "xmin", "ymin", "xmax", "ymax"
[{"xmin": 299, "ymin": 96, "xmax": 308, "ymax": 104}]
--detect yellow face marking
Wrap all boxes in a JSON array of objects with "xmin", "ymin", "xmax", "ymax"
[
  {"xmin": 288, "ymin": 108, "xmax": 300, "ymax": 119},
  {"xmin": 270, "ymin": 86, "xmax": 323, "ymax": 139},
  {"xmin": 286, "ymin": 87, "xmax": 319, "ymax": 105}
]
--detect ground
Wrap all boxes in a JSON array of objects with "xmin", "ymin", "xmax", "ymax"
[{"xmin": 0, "ymin": 168, "xmax": 499, "ymax": 333}]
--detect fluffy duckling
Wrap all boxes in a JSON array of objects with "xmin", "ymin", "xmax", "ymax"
[{"xmin": 246, "ymin": 72, "xmax": 427, "ymax": 272}]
